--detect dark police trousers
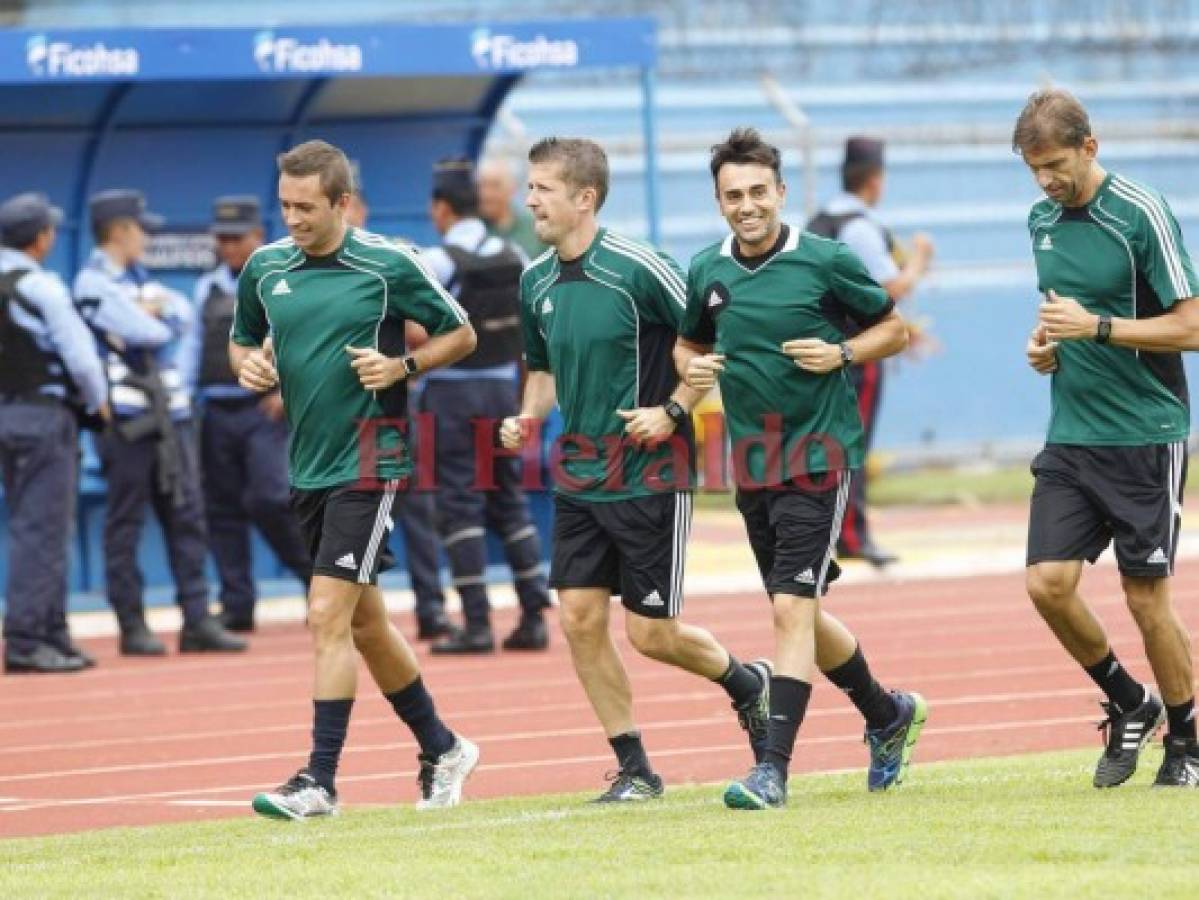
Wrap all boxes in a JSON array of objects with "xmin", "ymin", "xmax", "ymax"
[
  {"xmin": 0, "ymin": 401, "xmax": 78, "ymax": 655},
  {"xmin": 839, "ymin": 361, "xmax": 885, "ymax": 554},
  {"xmin": 98, "ymin": 419, "xmax": 210, "ymax": 629},
  {"xmin": 392, "ymin": 423, "xmax": 447, "ymax": 624},
  {"xmin": 422, "ymin": 378, "xmax": 550, "ymax": 629},
  {"xmin": 200, "ymin": 399, "xmax": 312, "ymax": 615}
]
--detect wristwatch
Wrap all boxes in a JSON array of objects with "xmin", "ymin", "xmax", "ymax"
[
  {"xmin": 1095, "ymin": 316, "xmax": 1112, "ymax": 344},
  {"xmin": 401, "ymin": 355, "xmax": 420, "ymax": 377},
  {"xmin": 839, "ymin": 342, "xmax": 855, "ymax": 367},
  {"xmin": 663, "ymin": 399, "xmax": 688, "ymax": 427}
]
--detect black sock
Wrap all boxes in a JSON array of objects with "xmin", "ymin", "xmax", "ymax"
[
  {"xmin": 716, "ymin": 655, "xmax": 763, "ymax": 708},
  {"xmin": 1166, "ymin": 698, "xmax": 1197, "ymax": 741},
  {"xmin": 762, "ymin": 676, "xmax": 812, "ymax": 780},
  {"xmin": 609, "ymin": 731, "xmax": 653, "ymax": 778},
  {"xmin": 1083, "ymin": 651, "xmax": 1144, "ymax": 713},
  {"xmin": 307, "ymin": 698, "xmax": 354, "ymax": 793},
  {"xmin": 822, "ymin": 645, "xmax": 898, "ymax": 731},
  {"xmin": 386, "ymin": 677, "xmax": 455, "ymax": 759}
]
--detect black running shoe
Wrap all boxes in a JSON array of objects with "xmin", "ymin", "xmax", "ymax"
[
  {"xmin": 1153, "ymin": 736, "xmax": 1199, "ymax": 788},
  {"xmin": 1093, "ymin": 691, "xmax": 1165, "ymax": 788},
  {"xmin": 593, "ymin": 769, "xmax": 664, "ymax": 803},
  {"xmin": 734, "ymin": 659, "xmax": 772, "ymax": 763}
]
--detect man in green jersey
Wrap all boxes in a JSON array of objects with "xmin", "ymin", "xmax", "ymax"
[
  {"xmin": 1017, "ymin": 89, "xmax": 1199, "ymax": 788},
  {"xmin": 677, "ymin": 128, "xmax": 927, "ymax": 810},
  {"xmin": 500, "ymin": 137, "xmax": 771, "ymax": 802},
  {"xmin": 231, "ymin": 140, "xmax": 481, "ymax": 819}
]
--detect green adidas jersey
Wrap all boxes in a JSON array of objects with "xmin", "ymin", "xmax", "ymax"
[
  {"xmin": 520, "ymin": 227, "xmax": 694, "ymax": 502},
  {"xmin": 1029, "ymin": 172, "xmax": 1198, "ymax": 446},
  {"xmin": 232, "ymin": 227, "xmax": 468, "ymax": 489},
  {"xmin": 682, "ymin": 224, "xmax": 892, "ymax": 486}
]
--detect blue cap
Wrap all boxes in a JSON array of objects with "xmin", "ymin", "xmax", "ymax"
[
  {"xmin": 88, "ymin": 189, "xmax": 165, "ymax": 233},
  {"xmin": 432, "ymin": 156, "xmax": 477, "ymax": 207},
  {"xmin": 844, "ymin": 136, "xmax": 885, "ymax": 168},
  {"xmin": 0, "ymin": 192, "xmax": 62, "ymax": 248},
  {"xmin": 211, "ymin": 195, "xmax": 262, "ymax": 236}
]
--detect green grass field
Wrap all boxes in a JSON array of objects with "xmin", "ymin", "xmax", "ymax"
[{"xmin": 6, "ymin": 748, "xmax": 1198, "ymax": 899}]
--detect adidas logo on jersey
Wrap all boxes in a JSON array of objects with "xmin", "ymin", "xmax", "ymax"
[
  {"xmin": 794, "ymin": 568, "xmax": 816, "ymax": 585},
  {"xmin": 272, "ymin": 279, "xmax": 292, "ymax": 295},
  {"xmin": 642, "ymin": 589, "xmax": 664, "ymax": 607},
  {"xmin": 542, "ymin": 298, "xmax": 553, "ymax": 314},
  {"xmin": 1039, "ymin": 234, "xmax": 1053, "ymax": 251},
  {"xmin": 1148, "ymin": 547, "xmax": 1169, "ymax": 565},
  {"xmin": 708, "ymin": 290, "xmax": 722, "ymax": 308},
  {"xmin": 335, "ymin": 552, "xmax": 357, "ymax": 570}
]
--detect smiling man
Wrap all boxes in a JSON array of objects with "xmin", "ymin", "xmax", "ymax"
[
  {"xmin": 232, "ymin": 140, "xmax": 480, "ymax": 818},
  {"xmin": 1017, "ymin": 88, "xmax": 1199, "ymax": 788},
  {"xmin": 676, "ymin": 128, "xmax": 925, "ymax": 810}
]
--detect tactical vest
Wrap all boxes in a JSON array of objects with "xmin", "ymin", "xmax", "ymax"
[
  {"xmin": 198, "ymin": 278, "xmax": 238, "ymax": 387},
  {"xmin": 805, "ymin": 210, "xmax": 896, "ymax": 254},
  {"xmin": 806, "ymin": 209, "xmax": 899, "ymax": 339},
  {"xmin": 444, "ymin": 240, "xmax": 524, "ymax": 369},
  {"xmin": 0, "ymin": 268, "xmax": 68, "ymax": 397}
]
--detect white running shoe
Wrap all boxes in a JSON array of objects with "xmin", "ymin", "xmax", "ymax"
[
  {"xmin": 415, "ymin": 737, "xmax": 480, "ymax": 810},
  {"xmin": 252, "ymin": 770, "xmax": 339, "ymax": 821}
]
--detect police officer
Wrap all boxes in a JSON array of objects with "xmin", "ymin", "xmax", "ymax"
[
  {"xmin": 74, "ymin": 189, "xmax": 246, "ymax": 655},
  {"xmin": 807, "ymin": 137, "xmax": 935, "ymax": 568},
  {"xmin": 477, "ymin": 156, "xmax": 546, "ymax": 259},
  {"xmin": 343, "ymin": 186, "xmax": 452, "ymax": 640},
  {"xmin": 177, "ymin": 196, "xmax": 313, "ymax": 632},
  {"xmin": 0, "ymin": 193, "xmax": 108, "ymax": 673},
  {"xmin": 422, "ymin": 158, "xmax": 551, "ymax": 654}
]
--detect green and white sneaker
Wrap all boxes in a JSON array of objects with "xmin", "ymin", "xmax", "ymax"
[
  {"xmin": 866, "ymin": 691, "xmax": 928, "ymax": 792},
  {"xmin": 252, "ymin": 770, "xmax": 338, "ymax": 821}
]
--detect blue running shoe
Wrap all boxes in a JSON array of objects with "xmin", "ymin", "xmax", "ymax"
[
  {"xmin": 866, "ymin": 691, "xmax": 928, "ymax": 792},
  {"xmin": 723, "ymin": 762, "xmax": 787, "ymax": 810}
]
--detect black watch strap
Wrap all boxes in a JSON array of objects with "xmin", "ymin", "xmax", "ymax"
[
  {"xmin": 663, "ymin": 399, "xmax": 687, "ymax": 426},
  {"xmin": 1096, "ymin": 316, "xmax": 1112, "ymax": 344}
]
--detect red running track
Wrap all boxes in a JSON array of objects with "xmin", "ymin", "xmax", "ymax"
[{"xmin": 1, "ymin": 564, "xmax": 1195, "ymax": 838}]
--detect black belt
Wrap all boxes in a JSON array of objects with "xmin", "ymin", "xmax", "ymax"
[
  {"xmin": 204, "ymin": 393, "xmax": 261, "ymax": 408},
  {"xmin": 0, "ymin": 392, "xmax": 64, "ymax": 407}
]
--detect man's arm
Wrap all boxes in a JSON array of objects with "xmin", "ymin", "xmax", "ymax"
[
  {"xmin": 499, "ymin": 369, "xmax": 556, "ymax": 449},
  {"xmin": 74, "ymin": 269, "xmax": 173, "ymax": 349},
  {"xmin": 347, "ymin": 323, "xmax": 476, "ymax": 391},
  {"xmin": 230, "ymin": 339, "xmax": 278, "ymax": 392},
  {"xmin": 840, "ymin": 218, "xmax": 933, "ymax": 302},
  {"xmin": 880, "ymin": 234, "xmax": 934, "ymax": 302},
  {"xmin": 782, "ymin": 309, "xmax": 909, "ymax": 374},
  {"xmin": 21, "ymin": 271, "xmax": 109, "ymax": 415},
  {"xmin": 1040, "ymin": 290, "xmax": 1199, "ymax": 352}
]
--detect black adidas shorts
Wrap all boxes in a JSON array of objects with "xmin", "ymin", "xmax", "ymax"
[
  {"xmin": 290, "ymin": 479, "xmax": 400, "ymax": 585},
  {"xmin": 1027, "ymin": 442, "xmax": 1186, "ymax": 577},
  {"xmin": 736, "ymin": 471, "xmax": 852, "ymax": 599},
  {"xmin": 549, "ymin": 492, "xmax": 691, "ymax": 619}
]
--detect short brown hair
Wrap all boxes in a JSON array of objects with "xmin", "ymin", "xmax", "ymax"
[
  {"xmin": 709, "ymin": 128, "xmax": 783, "ymax": 184},
  {"xmin": 277, "ymin": 140, "xmax": 354, "ymax": 206},
  {"xmin": 1011, "ymin": 89, "xmax": 1092, "ymax": 154},
  {"xmin": 528, "ymin": 138, "xmax": 609, "ymax": 212}
]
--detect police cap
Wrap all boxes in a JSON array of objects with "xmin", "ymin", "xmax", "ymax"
[
  {"xmin": 89, "ymin": 189, "xmax": 165, "ymax": 233},
  {"xmin": 0, "ymin": 192, "xmax": 62, "ymax": 248}
]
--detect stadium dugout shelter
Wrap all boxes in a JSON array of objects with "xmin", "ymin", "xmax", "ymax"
[{"xmin": 0, "ymin": 17, "xmax": 660, "ymax": 597}]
